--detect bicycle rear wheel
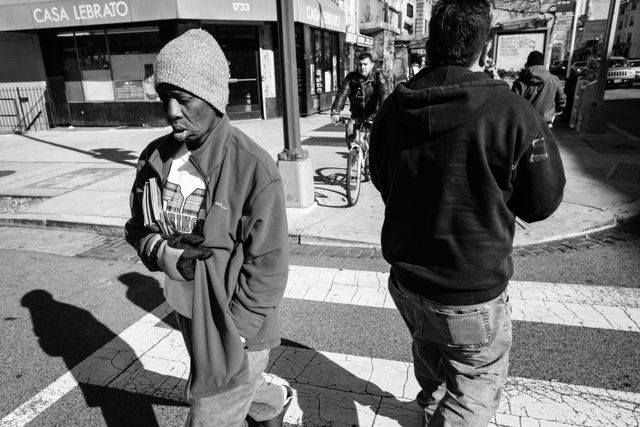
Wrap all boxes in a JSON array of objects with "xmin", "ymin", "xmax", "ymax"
[{"xmin": 346, "ymin": 147, "xmax": 362, "ymax": 206}]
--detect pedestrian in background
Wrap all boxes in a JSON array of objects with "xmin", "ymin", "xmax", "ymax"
[
  {"xmin": 511, "ymin": 50, "xmax": 567, "ymax": 126},
  {"xmin": 124, "ymin": 29, "xmax": 292, "ymax": 427},
  {"xmin": 369, "ymin": 1, "xmax": 566, "ymax": 426}
]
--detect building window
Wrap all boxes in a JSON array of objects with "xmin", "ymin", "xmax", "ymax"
[
  {"xmin": 619, "ymin": 21, "xmax": 623, "ymax": 30},
  {"xmin": 630, "ymin": 17, "xmax": 635, "ymax": 26},
  {"xmin": 407, "ymin": 3, "xmax": 414, "ymax": 18},
  {"xmin": 311, "ymin": 28, "xmax": 339, "ymax": 94},
  {"xmin": 404, "ymin": 23, "xmax": 414, "ymax": 35},
  {"xmin": 57, "ymin": 26, "xmax": 161, "ymax": 103},
  {"xmin": 424, "ymin": 19, "xmax": 429, "ymax": 34}
]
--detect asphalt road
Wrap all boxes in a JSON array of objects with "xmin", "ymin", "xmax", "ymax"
[{"xmin": 0, "ymin": 226, "xmax": 638, "ymax": 426}]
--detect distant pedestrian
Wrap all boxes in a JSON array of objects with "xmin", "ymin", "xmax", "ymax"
[
  {"xmin": 124, "ymin": 29, "xmax": 292, "ymax": 427},
  {"xmin": 511, "ymin": 50, "xmax": 567, "ymax": 125},
  {"xmin": 369, "ymin": 1, "xmax": 566, "ymax": 426}
]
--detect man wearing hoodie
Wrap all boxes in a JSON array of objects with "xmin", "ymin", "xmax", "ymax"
[
  {"xmin": 511, "ymin": 50, "xmax": 567, "ymax": 125},
  {"xmin": 369, "ymin": 1, "xmax": 565, "ymax": 426},
  {"xmin": 125, "ymin": 29, "xmax": 292, "ymax": 426}
]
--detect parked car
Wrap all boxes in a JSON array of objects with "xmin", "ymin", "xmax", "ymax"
[
  {"xmin": 582, "ymin": 56, "xmax": 636, "ymax": 88},
  {"xmin": 570, "ymin": 60, "xmax": 587, "ymax": 77},
  {"xmin": 550, "ymin": 60, "xmax": 568, "ymax": 77},
  {"xmin": 630, "ymin": 59, "xmax": 640, "ymax": 82}
]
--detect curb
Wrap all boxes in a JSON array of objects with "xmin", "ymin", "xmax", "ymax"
[{"xmin": 0, "ymin": 211, "xmax": 633, "ymax": 250}]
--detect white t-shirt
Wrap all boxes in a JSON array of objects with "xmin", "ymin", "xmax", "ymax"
[{"xmin": 163, "ymin": 144, "xmax": 207, "ymax": 318}]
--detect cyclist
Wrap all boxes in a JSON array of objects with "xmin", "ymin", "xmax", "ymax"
[{"xmin": 331, "ymin": 52, "xmax": 389, "ymax": 149}]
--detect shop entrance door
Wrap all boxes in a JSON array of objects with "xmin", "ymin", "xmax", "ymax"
[{"xmin": 205, "ymin": 25, "xmax": 261, "ymax": 120}]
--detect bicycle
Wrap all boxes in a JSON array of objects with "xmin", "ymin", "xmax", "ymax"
[{"xmin": 337, "ymin": 116, "xmax": 373, "ymax": 206}]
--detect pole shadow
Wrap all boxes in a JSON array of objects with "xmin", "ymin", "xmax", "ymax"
[
  {"xmin": 21, "ymin": 289, "xmax": 186, "ymax": 426},
  {"xmin": 17, "ymin": 134, "xmax": 138, "ymax": 167}
]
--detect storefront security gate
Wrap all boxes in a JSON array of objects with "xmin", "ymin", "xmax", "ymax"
[{"xmin": 0, "ymin": 86, "xmax": 52, "ymax": 133}]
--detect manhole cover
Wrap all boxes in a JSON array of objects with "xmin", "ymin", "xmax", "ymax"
[
  {"xmin": 609, "ymin": 144, "xmax": 640, "ymax": 150},
  {"xmin": 608, "ymin": 163, "xmax": 640, "ymax": 183},
  {"xmin": 0, "ymin": 170, "xmax": 15, "ymax": 178}
]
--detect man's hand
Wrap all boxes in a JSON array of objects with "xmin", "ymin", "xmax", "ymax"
[
  {"xmin": 331, "ymin": 114, "xmax": 341, "ymax": 124},
  {"xmin": 158, "ymin": 234, "xmax": 213, "ymax": 281}
]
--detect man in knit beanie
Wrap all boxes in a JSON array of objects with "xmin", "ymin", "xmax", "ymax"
[{"xmin": 125, "ymin": 28, "xmax": 293, "ymax": 426}]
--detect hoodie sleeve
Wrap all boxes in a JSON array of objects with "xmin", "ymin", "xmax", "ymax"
[
  {"xmin": 229, "ymin": 179, "xmax": 289, "ymax": 340},
  {"xmin": 507, "ymin": 120, "xmax": 566, "ymax": 223}
]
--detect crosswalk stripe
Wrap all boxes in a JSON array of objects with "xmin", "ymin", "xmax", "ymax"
[
  {"xmin": 286, "ymin": 265, "xmax": 640, "ymax": 332},
  {"xmin": 3, "ymin": 232, "xmax": 639, "ymax": 425},
  {"xmin": 0, "ymin": 303, "xmax": 173, "ymax": 427},
  {"xmin": 8, "ymin": 305, "xmax": 635, "ymax": 427}
]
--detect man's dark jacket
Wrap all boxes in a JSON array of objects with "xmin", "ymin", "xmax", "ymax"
[
  {"xmin": 331, "ymin": 69, "xmax": 389, "ymax": 120},
  {"xmin": 511, "ymin": 65, "xmax": 567, "ymax": 123},
  {"xmin": 370, "ymin": 66, "xmax": 565, "ymax": 305}
]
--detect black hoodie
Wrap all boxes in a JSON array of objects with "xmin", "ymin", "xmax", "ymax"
[{"xmin": 370, "ymin": 66, "xmax": 565, "ymax": 305}]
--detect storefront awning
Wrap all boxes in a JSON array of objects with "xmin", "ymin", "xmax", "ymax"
[
  {"xmin": 0, "ymin": 0, "xmax": 179, "ymax": 31},
  {"xmin": 293, "ymin": 0, "xmax": 345, "ymax": 33},
  {"xmin": 0, "ymin": 0, "xmax": 345, "ymax": 31}
]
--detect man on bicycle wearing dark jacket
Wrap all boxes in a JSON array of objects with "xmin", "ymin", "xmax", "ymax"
[{"xmin": 331, "ymin": 52, "xmax": 389, "ymax": 148}]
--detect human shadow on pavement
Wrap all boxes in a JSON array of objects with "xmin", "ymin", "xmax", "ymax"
[
  {"xmin": 118, "ymin": 271, "xmax": 179, "ymax": 329},
  {"xmin": 21, "ymin": 289, "xmax": 185, "ymax": 427},
  {"xmin": 270, "ymin": 338, "xmax": 423, "ymax": 426},
  {"xmin": 17, "ymin": 134, "xmax": 138, "ymax": 167}
]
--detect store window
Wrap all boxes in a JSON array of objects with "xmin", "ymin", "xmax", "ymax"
[
  {"xmin": 108, "ymin": 27, "xmax": 160, "ymax": 101},
  {"xmin": 76, "ymin": 29, "xmax": 112, "ymax": 101},
  {"xmin": 311, "ymin": 29, "xmax": 339, "ymax": 94},
  {"xmin": 57, "ymin": 26, "xmax": 161, "ymax": 103}
]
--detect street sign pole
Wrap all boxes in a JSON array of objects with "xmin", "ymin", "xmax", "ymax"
[
  {"xmin": 595, "ymin": 0, "xmax": 621, "ymax": 104},
  {"xmin": 275, "ymin": 0, "xmax": 315, "ymax": 208},
  {"xmin": 582, "ymin": 0, "xmax": 622, "ymax": 133}
]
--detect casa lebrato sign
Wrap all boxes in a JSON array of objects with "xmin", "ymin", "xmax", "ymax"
[
  {"xmin": 30, "ymin": 0, "xmax": 132, "ymax": 28},
  {"xmin": 294, "ymin": 0, "xmax": 345, "ymax": 33}
]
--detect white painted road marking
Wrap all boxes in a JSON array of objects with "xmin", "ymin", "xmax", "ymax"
[
  {"xmin": 3, "ymin": 264, "xmax": 639, "ymax": 426},
  {"xmin": 286, "ymin": 265, "xmax": 640, "ymax": 331}
]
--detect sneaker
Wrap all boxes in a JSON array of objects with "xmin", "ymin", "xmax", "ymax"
[{"xmin": 247, "ymin": 385, "xmax": 294, "ymax": 427}]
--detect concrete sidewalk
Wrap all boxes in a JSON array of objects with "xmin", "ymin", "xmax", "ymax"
[{"xmin": 0, "ymin": 113, "xmax": 639, "ymax": 248}]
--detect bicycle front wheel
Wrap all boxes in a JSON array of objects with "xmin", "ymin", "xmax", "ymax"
[{"xmin": 346, "ymin": 147, "xmax": 362, "ymax": 206}]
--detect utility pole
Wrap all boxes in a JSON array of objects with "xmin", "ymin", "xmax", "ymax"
[
  {"xmin": 594, "ymin": 0, "xmax": 621, "ymax": 104},
  {"xmin": 275, "ymin": 0, "xmax": 315, "ymax": 208}
]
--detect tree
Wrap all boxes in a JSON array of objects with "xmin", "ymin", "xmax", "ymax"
[{"xmin": 492, "ymin": 0, "xmax": 558, "ymax": 17}]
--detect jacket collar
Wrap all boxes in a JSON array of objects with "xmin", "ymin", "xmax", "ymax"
[{"xmin": 149, "ymin": 115, "xmax": 232, "ymax": 180}]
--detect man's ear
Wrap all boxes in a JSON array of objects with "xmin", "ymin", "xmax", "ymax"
[{"xmin": 479, "ymin": 41, "xmax": 491, "ymax": 68}]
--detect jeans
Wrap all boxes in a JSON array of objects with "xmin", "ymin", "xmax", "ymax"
[
  {"xmin": 176, "ymin": 314, "xmax": 286, "ymax": 427},
  {"xmin": 388, "ymin": 276, "xmax": 512, "ymax": 427}
]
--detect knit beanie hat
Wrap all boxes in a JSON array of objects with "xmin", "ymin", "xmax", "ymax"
[{"xmin": 154, "ymin": 29, "xmax": 230, "ymax": 114}]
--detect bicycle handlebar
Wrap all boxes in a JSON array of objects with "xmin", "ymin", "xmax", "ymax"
[{"xmin": 335, "ymin": 116, "xmax": 374, "ymax": 126}]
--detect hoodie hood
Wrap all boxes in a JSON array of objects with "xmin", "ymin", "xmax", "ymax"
[{"xmin": 391, "ymin": 66, "xmax": 511, "ymax": 136}]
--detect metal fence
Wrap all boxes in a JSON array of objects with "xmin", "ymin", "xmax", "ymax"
[{"xmin": 0, "ymin": 85, "xmax": 53, "ymax": 133}]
